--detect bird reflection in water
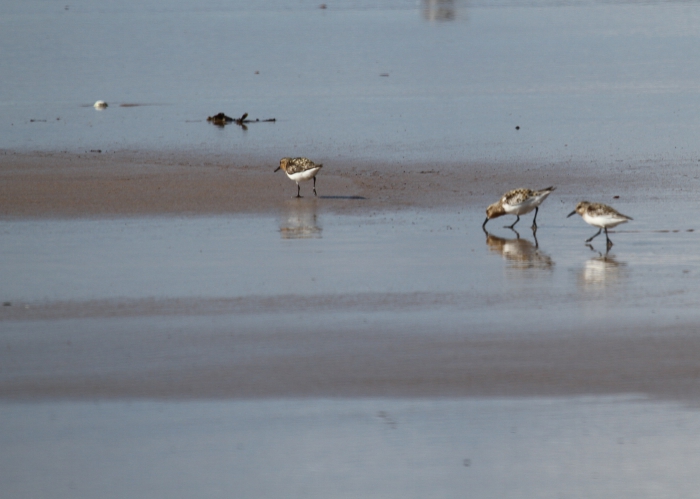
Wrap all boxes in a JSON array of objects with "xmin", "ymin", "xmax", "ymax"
[
  {"xmin": 422, "ymin": 0, "xmax": 460, "ymax": 22},
  {"xmin": 579, "ymin": 244, "xmax": 628, "ymax": 289},
  {"xmin": 483, "ymin": 228, "xmax": 554, "ymax": 271},
  {"xmin": 279, "ymin": 200, "xmax": 322, "ymax": 239}
]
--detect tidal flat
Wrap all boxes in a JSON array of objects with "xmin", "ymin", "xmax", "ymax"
[{"xmin": 3, "ymin": 0, "xmax": 700, "ymax": 497}]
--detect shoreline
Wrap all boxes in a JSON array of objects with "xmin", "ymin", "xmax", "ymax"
[{"xmin": 1, "ymin": 149, "xmax": 684, "ymax": 219}]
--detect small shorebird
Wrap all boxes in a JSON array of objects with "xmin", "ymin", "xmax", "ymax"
[
  {"xmin": 567, "ymin": 201, "xmax": 632, "ymax": 247},
  {"xmin": 275, "ymin": 157, "xmax": 323, "ymax": 198},
  {"xmin": 482, "ymin": 186, "xmax": 555, "ymax": 230}
]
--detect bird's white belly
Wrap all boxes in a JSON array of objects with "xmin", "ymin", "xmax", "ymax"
[
  {"xmin": 286, "ymin": 167, "xmax": 321, "ymax": 182},
  {"xmin": 582, "ymin": 212, "xmax": 628, "ymax": 228},
  {"xmin": 504, "ymin": 198, "xmax": 537, "ymax": 216}
]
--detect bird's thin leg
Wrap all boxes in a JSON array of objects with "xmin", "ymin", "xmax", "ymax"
[
  {"xmin": 585, "ymin": 228, "xmax": 602, "ymax": 243},
  {"xmin": 605, "ymin": 228, "xmax": 613, "ymax": 248},
  {"xmin": 313, "ymin": 177, "xmax": 317, "ymax": 196},
  {"xmin": 505, "ymin": 215, "xmax": 520, "ymax": 229},
  {"xmin": 296, "ymin": 183, "xmax": 302, "ymax": 198},
  {"xmin": 531, "ymin": 207, "xmax": 539, "ymax": 229}
]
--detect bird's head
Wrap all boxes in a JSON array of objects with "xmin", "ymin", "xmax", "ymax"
[
  {"xmin": 567, "ymin": 201, "xmax": 590, "ymax": 218},
  {"xmin": 275, "ymin": 158, "xmax": 290, "ymax": 173},
  {"xmin": 485, "ymin": 201, "xmax": 506, "ymax": 221}
]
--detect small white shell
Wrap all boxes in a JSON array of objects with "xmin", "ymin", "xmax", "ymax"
[{"xmin": 93, "ymin": 100, "xmax": 108, "ymax": 109}]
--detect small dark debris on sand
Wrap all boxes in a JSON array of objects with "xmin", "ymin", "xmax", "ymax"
[{"xmin": 207, "ymin": 112, "xmax": 276, "ymax": 128}]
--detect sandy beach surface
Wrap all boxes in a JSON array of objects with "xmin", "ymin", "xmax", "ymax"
[{"xmin": 0, "ymin": 149, "xmax": 691, "ymax": 218}]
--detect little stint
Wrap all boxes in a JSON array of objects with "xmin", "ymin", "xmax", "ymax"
[
  {"xmin": 483, "ymin": 186, "xmax": 555, "ymax": 230},
  {"xmin": 567, "ymin": 201, "xmax": 632, "ymax": 247},
  {"xmin": 275, "ymin": 157, "xmax": 323, "ymax": 198}
]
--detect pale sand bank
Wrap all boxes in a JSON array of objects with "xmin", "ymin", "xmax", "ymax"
[{"xmin": 0, "ymin": 150, "xmax": 684, "ymax": 217}]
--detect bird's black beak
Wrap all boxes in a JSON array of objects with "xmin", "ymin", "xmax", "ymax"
[
  {"xmin": 566, "ymin": 210, "xmax": 576, "ymax": 218},
  {"xmin": 274, "ymin": 166, "xmax": 281, "ymax": 172},
  {"xmin": 482, "ymin": 217, "xmax": 489, "ymax": 229}
]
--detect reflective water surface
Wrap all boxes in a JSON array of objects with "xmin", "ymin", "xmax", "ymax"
[
  {"xmin": 2, "ymin": 206, "xmax": 699, "ymax": 318},
  {"xmin": 4, "ymin": 397, "xmax": 700, "ymax": 499},
  {"xmin": 484, "ymin": 229, "xmax": 555, "ymax": 272},
  {"xmin": 279, "ymin": 199, "xmax": 323, "ymax": 239},
  {"xmin": 3, "ymin": 0, "xmax": 700, "ymax": 164},
  {"xmin": 578, "ymin": 247, "xmax": 630, "ymax": 290}
]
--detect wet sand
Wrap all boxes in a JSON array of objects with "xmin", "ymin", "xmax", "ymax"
[
  {"xmin": 3, "ymin": 308, "xmax": 700, "ymax": 401},
  {"xmin": 2, "ymin": 150, "xmax": 700, "ymax": 403},
  {"xmin": 0, "ymin": 150, "xmax": 685, "ymax": 218}
]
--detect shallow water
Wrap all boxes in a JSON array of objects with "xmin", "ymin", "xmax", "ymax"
[
  {"xmin": 3, "ymin": 0, "xmax": 700, "ymax": 163},
  {"xmin": 3, "ymin": 396, "xmax": 700, "ymax": 499},
  {"xmin": 1, "ymin": 203, "xmax": 699, "ymax": 324}
]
